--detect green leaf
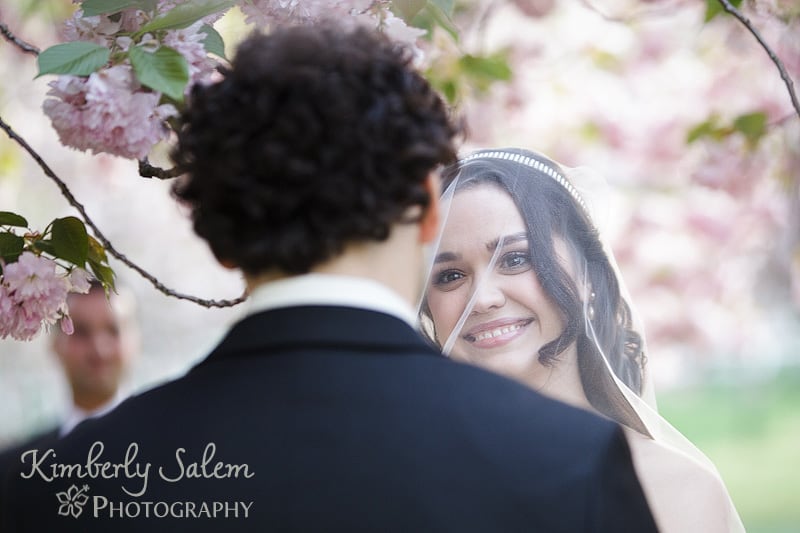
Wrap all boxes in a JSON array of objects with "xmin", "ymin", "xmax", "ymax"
[
  {"xmin": 32, "ymin": 239, "xmax": 57, "ymax": 257},
  {"xmin": 87, "ymin": 235, "xmax": 108, "ymax": 264},
  {"xmin": 392, "ymin": 0, "xmax": 427, "ymax": 22},
  {"xmin": 687, "ymin": 120, "xmax": 716, "ymax": 144},
  {"xmin": 129, "ymin": 45, "xmax": 189, "ymax": 102},
  {"xmin": 440, "ymin": 79, "xmax": 457, "ymax": 104},
  {"xmin": 0, "ymin": 211, "xmax": 28, "ymax": 227},
  {"xmin": 51, "ymin": 216, "xmax": 89, "ymax": 266},
  {"xmin": 81, "ymin": 0, "xmax": 151, "ymax": 16},
  {"xmin": 138, "ymin": 0, "xmax": 235, "ymax": 33},
  {"xmin": 460, "ymin": 53, "xmax": 512, "ymax": 85},
  {"xmin": 580, "ymin": 121, "xmax": 603, "ymax": 142},
  {"xmin": 36, "ymin": 42, "xmax": 110, "ymax": 77},
  {"xmin": 0, "ymin": 232, "xmax": 24, "ymax": 263},
  {"xmin": 417, "ymin": 1, "xmax": 459, "ymax": 41},
  {"xmin": 430, "ymin": 0, "xmax": 454, "ymax": 16},
  {"xmin": 199, "ymin": 24, "xmax": 226, "ymax": 59},
  {"xmin": 590, "ymin": 49, "xmax": 621, "ymax": 71},
  {"xmin": 704, "ymin": 0, "xmax": 743, "ymax": 22},
  {"xmin": 88, "ymin": 259, "xmax": 116, "ymax": 291},
  {"xmin": 686, "ymin": 114, "xmax": 730, "ymax": 144},
  {"xmin": 733, "ymin": 111, "xmax": 767, "ymax": 147}
]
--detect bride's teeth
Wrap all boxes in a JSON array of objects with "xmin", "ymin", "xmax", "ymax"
[{"xmin": 474, "ymin": 323, "xmax": 522, "ymax": 341}]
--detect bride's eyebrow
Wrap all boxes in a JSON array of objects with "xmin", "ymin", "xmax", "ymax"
[
  {"xmin": 434, "ymin": 251, "xmax": 459, "ymax": 264},
  {"xmin": 434, "ymin": 232, "xmax": 529, "ymax": 264},
  {"xmin": 486, "ymin": 232, "xmax": 528, "ymax": 251}
]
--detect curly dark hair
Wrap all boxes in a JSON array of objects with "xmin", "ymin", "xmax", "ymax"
[
  {"xmin": 423, "ymin": 149, "xmax": 650, "ymax": 435},
  {"xmin": 171, "ymin": 22, "xmax": 460, "ymax": 275}
]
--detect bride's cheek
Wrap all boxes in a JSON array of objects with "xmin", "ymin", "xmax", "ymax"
[{"xmin": 430, "ymin": 299, "xmax": 456, "ymax": 339}]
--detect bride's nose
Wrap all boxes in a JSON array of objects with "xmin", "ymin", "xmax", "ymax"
[{"xmin": 470, "ymin": 276, "xmax": 506, "ymax": 314}]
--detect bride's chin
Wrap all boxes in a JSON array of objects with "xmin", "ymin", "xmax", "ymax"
[{"xmin": 459, "ymin": 347, "xmax": 531, "ymax": 375}]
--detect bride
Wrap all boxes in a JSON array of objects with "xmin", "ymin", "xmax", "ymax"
[{"xmin": 419, "ymin": 148, "xmax": 745, "ymax": 532}]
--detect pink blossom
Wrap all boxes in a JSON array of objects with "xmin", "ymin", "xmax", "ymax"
[
  {"xmin": 0, "ymin": 252, "xmax": 70, "ymax": 341},
  {"xmin": 381, "ymin": 11, "xmax": 427, "ymax": 48},
  {"xmin": 240, "ymin": 0, "xmax": 312, "ymax": 26},
  {"xmin": 163, "ymin": 22, "xmax": 217, "ymax": 88},
  {"xmin": 60, "ymin": 314, "xmax": 75, "ymax": 335},
  {"xmin": 510, "ymin": 0, "xmax": 555, "ymax": 18},
  {"xmin": 61, "ymin": 10, "xmax": 120, "ymax": 45},
  {"xmin": 690, "ymin": 137, "xmax": 766, "ymax": 196},
  {"xmin": 117, "ymin": 9, "xmax": 150, "ymax": 33},
  {"xmin": 3, "ymin": 252, "xmax": 66, "ymax": 301},
  {"xmin": 240, "ymin": 0, "xmax": 381, "ymax": 28},
  {"xmin": 685, "ymin": 213, "xmax": 732, "ymax": 242},
  {"xmin": 240, "ymin": 0, "xmax": 426, "ymax": 53},
  {"xmin": 43, "ymin": 65, "xmax": 177, "ymax": 159},
  {"xmin": 70, "ymin": 1, "xmax": 228, "ymax": 36},
  {"xmin": 68, "ymin": 268, "xmax": 93, "ymax": 293},
  {"xmin": 0, "ymin": 284, "xmax": 18, "ymax": 339}
]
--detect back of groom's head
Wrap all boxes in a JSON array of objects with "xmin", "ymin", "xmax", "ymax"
[{"xmin": 172, "ymin": 22, "xmax": 459, "ymax": 276}]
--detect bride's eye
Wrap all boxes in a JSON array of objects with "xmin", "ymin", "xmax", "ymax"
[
  {"xmin": 498, "ymin": 251, "xmax": 531, "ymax": 273},
  {"xmin": 432, "ymin": 269, "xmax": 466, "ymax": 289}
]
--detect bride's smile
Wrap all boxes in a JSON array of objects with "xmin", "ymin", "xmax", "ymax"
[{"xmin": 462, "ymin": 317, "xmax": 534, "ymax": 347}]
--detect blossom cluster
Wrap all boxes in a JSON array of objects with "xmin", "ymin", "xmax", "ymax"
[
  {"xmin": 44, "ymin": 0, "xmax": 222, "ymax": 159},
  {"xmin": 240, "ymin": 0, "xmax": 374, "ymax": 26},
  {"xmin": 240, "ymin": 0, "xmax": 426, "ymax": 48},
  {"xmin": 0, "ymin": 252, "xmax": 92, "ymax": 341},
  {"xmin": 458, "ymin": 0, "xmax": 798, "ymax": 366},
  {"xmin": 43, "ymin": 0, "xmax": 428, "ymax": 161},
  {"xmin": 43, "ymin": 65, "xmax": 177, "ymax": 160}
]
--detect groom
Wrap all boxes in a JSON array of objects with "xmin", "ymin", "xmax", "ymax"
[{"xmin": 2, "ymin": 23, "xmax": 657, "ymax": 532}]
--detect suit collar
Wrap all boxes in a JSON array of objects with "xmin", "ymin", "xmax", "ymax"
[
  {"xmin": 199, "ymin": 306, "xmax": 441, "ymax": 365},
  {"xmin": 244, "ymin": 273, "xmax": 418, "ymax": 328}
]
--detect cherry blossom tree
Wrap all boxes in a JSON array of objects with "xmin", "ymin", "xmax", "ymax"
[
  {"xmin": 0, "ymin": 0, "xmax": 797, "ymax": 371},
  {"xmin": 446, "ymin": 0, "xmax": 798, "ymax": 371},
  {"xmin": 1, "ymin": 0, "xmax": 474, "ymax": 340}
]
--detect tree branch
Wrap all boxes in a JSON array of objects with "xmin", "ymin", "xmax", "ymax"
[
  {"xmin": 0, "ymin": 22, "xmax": 40, "ymax": 55},
  {"xmin": 138, "ymin": 158, "xmax": 183, "ymax": 179},
  {"xmin": 579, "ymin": 0, "xmax": 695, "ymax": 23},
  {"xmin": 717, "ymin": 0, "xmax": 800, "ymax": 121},
  {"xmin": 0, "ymin": 115, "xmax": 246, "ymax": 308}
]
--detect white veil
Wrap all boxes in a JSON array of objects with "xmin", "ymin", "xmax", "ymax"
[{"xmin": 418, "ymin": 148, "xmax": 745, "ymax": 532}]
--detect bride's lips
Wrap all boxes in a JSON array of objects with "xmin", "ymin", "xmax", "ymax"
[{"xmin": 462, "ymin": 318, "xmax": 534, "ymax": 349}]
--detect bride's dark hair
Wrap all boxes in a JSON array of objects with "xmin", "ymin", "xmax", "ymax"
[{"xmin": 429, "ymin": 148, "xmax": 649, "ymax": 435}]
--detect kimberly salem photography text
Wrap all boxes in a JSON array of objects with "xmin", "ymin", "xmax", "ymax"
[
  {"xmin": 18, "ymin": 441, "xmax": 254, "ymax": 497},
  {"xmin": 71, "ymin": 489, "xmax": 253, "ymax": 520},
  {"xmin": 9, "ymin": 441, "xmax": 256, "ymax": 521}
]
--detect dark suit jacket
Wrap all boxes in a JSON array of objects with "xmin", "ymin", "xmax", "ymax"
[
  {"xmin": 0, "ymin": 427, "xmax": 60, "ymax": 476},
  {"xmin": 0, "ymin": 425, "xmax": 60, "ymax": 531},
  {"xmin": 2, "ymin": 306, "xmax": 657, "ymax": 532}
]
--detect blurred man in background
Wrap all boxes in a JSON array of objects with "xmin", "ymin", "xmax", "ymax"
[
  {"xmin": 0, "ymin": 279, "xmax": 137, "ymax": 466},
  {"xmin": 50, "ymin": 279, "xmax": 138, "ymax": 438}
]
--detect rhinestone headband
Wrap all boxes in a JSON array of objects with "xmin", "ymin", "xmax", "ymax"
[{"xmin": 460, "ymin": 150, "xmax": 588, "ymax": 212}]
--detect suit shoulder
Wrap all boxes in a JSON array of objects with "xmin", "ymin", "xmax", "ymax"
[
  {"xmin": 411, "ymin": 357, "xmax": 622, "ymax": 463},
  {"xmin": 426, "ymin": 356, "xmax": 617, "ymax": 432},
  {"xmin": 0, "ymin": 426, "xmax": 60, "ymax": 468}
]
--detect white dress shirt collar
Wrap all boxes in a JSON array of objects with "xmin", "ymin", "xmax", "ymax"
[
  {"xmin": 245, "ymin": 273, "xmax": 418, "ymax": 328},
  {"xmin": 60, "ymin": 393, "xmax": 123, "ymax": 437}
]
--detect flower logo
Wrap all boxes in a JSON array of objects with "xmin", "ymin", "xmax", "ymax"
[{"xmin": 56, "ymin": 484, "xmax": 89, "ymax": 518}]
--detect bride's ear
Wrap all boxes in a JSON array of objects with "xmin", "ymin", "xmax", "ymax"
[{"xmin": 419, "ymin": 172, "xmax": 441, "ymax": 244}]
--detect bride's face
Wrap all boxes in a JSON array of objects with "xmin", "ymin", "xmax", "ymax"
[{"xmin": 427, "ymin": 184, "xmax": 566, "ymax": 382}]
